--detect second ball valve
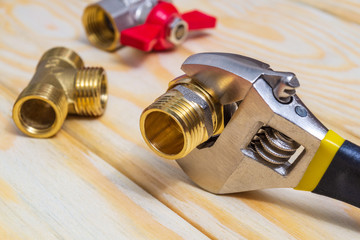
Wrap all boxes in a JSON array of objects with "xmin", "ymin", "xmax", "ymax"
[{"xmin": 82, "ymin": 0, "xmax": 217, "ymax": 52}]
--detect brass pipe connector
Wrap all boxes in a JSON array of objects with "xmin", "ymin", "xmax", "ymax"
[
  {"xmin": 140, "ymin": 53, "xmax": 330, "ymax": 195},
  {"xmin": 140, "ymin": 53, "xmax": 360, "ymax": 209},
  {"xmin": 140, "ymin": 77, "xmax": 224, "ymax": 159},
  {"xmin": 82, "ymin": 0, "xmax": 157, "ymax": 51},
  {"xmin": 12, "ymin": 47, "xmax": 108, "ymax": 138},
  {"xmin": 82, "ymin": 2, "xmax": 120, "ymax": 52}
]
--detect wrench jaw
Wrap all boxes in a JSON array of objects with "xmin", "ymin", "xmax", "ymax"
[
  {"xmin": 177, "ymin": 78, "xmax": 327, "ymax": 194},
  {"xmin": 141, "ymin": 52, "xmax": 328, "ymax": 194}
]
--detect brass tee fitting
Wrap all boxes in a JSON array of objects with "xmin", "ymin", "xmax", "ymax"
[{"xmin": 12, "ymin": 47, "xmax": 108, "ymax": 138}]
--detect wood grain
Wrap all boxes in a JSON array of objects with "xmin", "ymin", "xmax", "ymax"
[
  {"xmin": 292, "ymin": 0, "xmax": 360, "ymax": 24},
  {"xmin": 0, "ymin": 86, "xmax": 209, "ymax": 239},
  {"xmin": 0, "ymin": 0, "xmax": 360, "ymax": 239}
]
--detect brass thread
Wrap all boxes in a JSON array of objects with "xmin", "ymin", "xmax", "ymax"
[
  {"xmin": 140, "ymin": 81, "xmax": 222, "ymax": 160},
  {"xmin": 12, "ymin": 47, "xmax": 108, "ymax": 138},
  {"xmin": 82, "ymin": 4, "xmax": 120, "ymax": 51},
  {"xmin": 13, "ymin": 83, "xmax": 68, "ymax": 138},
  {"xmin": 75, "ymin": 67, "xmax": 108, "ymax": 116}
]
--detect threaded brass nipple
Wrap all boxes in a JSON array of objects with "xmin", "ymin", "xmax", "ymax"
[
  {"xmin": 140, "ymin": 77, "xmax": 224, "ymax": 160},
  {"xmin": 75, "ymin": 67, "xmax": 107, "ymax": 116}
]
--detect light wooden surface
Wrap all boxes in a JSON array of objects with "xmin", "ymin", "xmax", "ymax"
[{"xmin": 0, "ymin": 0, "xmax": 360, "ymax": 239}]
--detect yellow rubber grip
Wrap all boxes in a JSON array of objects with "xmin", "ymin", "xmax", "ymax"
[{"xmin": 295, "ymin": 130, "xmax": 345, "ymax": 191}]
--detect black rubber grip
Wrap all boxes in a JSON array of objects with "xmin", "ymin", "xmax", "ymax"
[{"xmin": 313, "ymin": 140, "xmax": 360, "ymax": 208}]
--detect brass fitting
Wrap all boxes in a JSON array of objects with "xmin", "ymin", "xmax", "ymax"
[
  {"xmin": 82, "ymin": 0, "xmax": 158, "ymax": 51},
  {"xmin": 12, "ymin": 47, "xmax": 108, "ymax": 138},
  {"xmin": 141, "ymin": 53, "xmax": 360, "ymax": 209},
  {"xmin": 82, "ymin": 2, "xmax": 120, "ymax": 51},
  {"xmin": 140, "ymin": 53, "xmax": 329, "ymax": 194},
  {"xmin": 140, "ymin": 77, "xmax": 225, "ymax": 160}
]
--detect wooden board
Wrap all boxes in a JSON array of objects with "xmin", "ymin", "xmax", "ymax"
[{"xmin": 0, "ymin": 0, "xmax": 359, "ymax": 239}]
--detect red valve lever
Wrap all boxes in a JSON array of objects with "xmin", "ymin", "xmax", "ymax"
[
  {"xmin": 120, "ymin": 24, "xmax": 162, "ymax": 52},
  {"xmin": 120, "ymin": 1, "xmax": 216, "ymax": 52},
  {"xmin": 181, "ymin": 10, "xmax": 216, "ymax": 30}
]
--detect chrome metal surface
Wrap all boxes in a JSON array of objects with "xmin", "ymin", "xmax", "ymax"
[
  {"xmin": 175, "ymin": 53, "xmax": 328, "ymax": 193},
  {"xmin": 141, "ymin": 52, "xmax": 329, "ymax": 193},
  {"xmin": 181, "ymin": 53, "xmax": 300, "ymax": 104},
  {"xmin": 167, "ymin": 17, "xmax": 189, "ymax": 46},
  {"xmin": 251, "ymin": 127, "xmax": 302, "ymax": 165}
]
